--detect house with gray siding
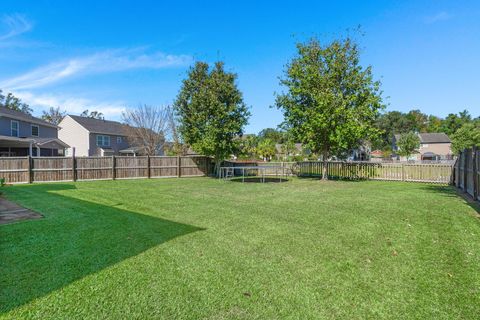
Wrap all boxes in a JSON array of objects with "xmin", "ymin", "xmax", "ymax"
[
  {"xmin": 58, "ymin": 115, "xmax": 144, "ymax": 156},
  {"xmin": 0, "ymin": 107, "xmax": 69, "ymax": 157}
]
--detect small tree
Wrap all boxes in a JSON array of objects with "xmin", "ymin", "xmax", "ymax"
[
  {"xmin": 238, "ymin": 135, "xmax": 259, "ymax": 159},
  {"xmin": 80, "ymin": 109, "xmax": 104, "ymax": 119},
  {"xmin": 41, "ymin": 107, "xmax": 66, "ymax": 125},
  {"xmin": 174, "ymin": 61, "xmax": 250, "ymax": 174},
  {"xmin": 256, "ymin": 138, "xmax": 276, "ymax": 161},
  {"xmin": 275, "ymin": 37, "xmax": 384, "ymax": 179},
  {"xmin": 280, "ymin": 139, "xmax": 296, "ymax": 160},
  {"xmin": 165, "ymin": 105, "xmax": 188, "ymax": 155},
  {"xmin": 122, "ymin": 105, "xmax": 169, "ymax": 156},
  {"xmin": 396, "ymin": 132, "xmax": 420, "ymax": 159},
  {"xmin": 451, "ymin": 122, "xmax": 480, "ymax": 154}
]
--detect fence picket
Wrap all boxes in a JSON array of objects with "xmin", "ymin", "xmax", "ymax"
[{"xmin": 297, "ymin": 161, "xmax": 454, "ymax": 184}]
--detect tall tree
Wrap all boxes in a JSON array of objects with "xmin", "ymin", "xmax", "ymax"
[
  {"xmin": 450, "ymin": 122, "xmax": 480, "ymax": 154},
  {"xmin": 396, "ymin": 132, "xmax": 420, "ymax": 159},
  {"xmin": 174, "ymin": 61, "xmax": 250, "ymax": 174},
  {"xmin": 0, "ymin": 90, "xmax": 33, "ymax": 114},
  {"xmin": 275, "ymin": 37, "xmax": 384, "ymax": 179},
  {"xmin": 41, "ymin": 107, "xmax": 66, "ymax": 125},
  {"xmin": 426, "ymin": 115, "xmax": 443, "ymax": 133},
  {"xmin": 405, "ymin": 109, "xmax": 428, "ymax": 132},
  {"xmin": 122, "ymin": 105, "xmax": 169, "ymax": 156},
  {"xmin": 258, "ymin": 128, "xmax": 285, "ymax": 143},
  {"xmin": 80, "ymin": 109, "xmax": 104, "ymax": 120},
  {"xmin": 374, "ymin": 111, "xmax": 412, "ymax": 149},
  {"xmin": 440, "ymin": 110, "xmax": 472, "ymax": 135}
]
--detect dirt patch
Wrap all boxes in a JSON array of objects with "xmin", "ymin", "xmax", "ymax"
[{"xmin": 0, "ymin": 197, "xmax": 43, "ymax": 225}]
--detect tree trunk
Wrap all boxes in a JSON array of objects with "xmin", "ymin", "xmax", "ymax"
[
  {"xmin": 214, "ymin": 158, "xmax": 222, "ymax": 177},
  {"xmin": 322, "ymin": 152, "xmax": 329, "ymax": 180}
]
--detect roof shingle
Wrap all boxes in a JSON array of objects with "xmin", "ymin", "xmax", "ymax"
[
  {"xmin": 418, "ymin": 133, "xmax": 451, "ymax": 143},
  {"xmin": 0, "ymin": 107, "xmax": 58, "ymax": 128},
  {"xmin": 69, "ymin": 115, "xmax": 129, "ymax": 136},
  {"xmin": 394, "ymin": 132, "xmax": 451, "ymax": 144}
]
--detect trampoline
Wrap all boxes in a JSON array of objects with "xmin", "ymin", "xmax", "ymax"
[{"xmin": 219, "ymin": 165, "xmax": 290, "ymax": 183}]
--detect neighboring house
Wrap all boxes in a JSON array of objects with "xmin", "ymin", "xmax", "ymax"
[
  {"xmin": 59, "ymin": 115, "xmax": 157, "ymax": 157},
  {"xmin": 0, "ymin": 107, "xmax": 69, "ymax": 157},
  {"xmin": 369, "ymin": 149, "xmax": 385, "ymax": 162},
  {"xmin": 349, "ymin": 141, "xmax": 371, "ymax": 161},
  {"xmin": 275, "ymin": 143, "xmax": 304, "ymax": 160},
  {"xmin": 58, "ymin": 115, "xmax": 141, "ymax": 157},
  {"xmin": 393, "ymin": 133, "xmax": 453, "ymax": 161}
]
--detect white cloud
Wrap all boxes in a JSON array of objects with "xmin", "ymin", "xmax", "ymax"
[
  {"xmin": 0, "ymin": 48, "xmax": 193, "ymax": 90},
  {"xmin": 0, "ymin": 14, "xmax": 32, "ymax": 41},
  {"xmin": 424, "ymin": 11, "xmax": 452, "ymax": 24},
  {"xmin": 15, "ymin": 91, "xmax": 126, "ymax": 119}
]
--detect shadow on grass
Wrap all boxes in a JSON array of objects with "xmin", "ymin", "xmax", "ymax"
[
  {"xmin": 296, "ymin": 175, "xmax": 367, "ymax": 182},
  {"xmin": 419, "ymin": 184, "xmax": 480, "ymax": 214},
  {"xmin": 228, "ymin": 177, "xmax": 289, "ymax": 183},
  {"xmin": 0, "ymin": 183, "xmax": 203, "ymax": 314}
]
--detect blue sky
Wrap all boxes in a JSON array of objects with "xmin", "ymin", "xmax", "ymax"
[{"xmin": 0, "ymin": 0, "xmax": 479, "ymax": 133}]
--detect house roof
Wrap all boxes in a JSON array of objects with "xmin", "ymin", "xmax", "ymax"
[
  {"xmin": 418, "ymin": 133, "xmax": 451, "ymax": 143},
  {"xmin": 119, "ymin": 146, "xmax": 145, "ymax": 154},
  {"xmin": 0, "ymin": 107, "xmax": 58, "ymax": 128},
  {"xmin": 68, "ymin": 115, "xmax": 129, "ymax": 136},
  {"xmin": 275, "ymin": 143, "xmax": 303, "ymax": 153},
  {"xmin": 394, "ymin": 133, "xmax": 451, "ymax": 144},
  {"xmin": 371, "ymin": 149, "xmax": 384, "ymax": 156},
  {"xmin": 0, "ymin": 135, "xmax": 69, "ymax": 148}
]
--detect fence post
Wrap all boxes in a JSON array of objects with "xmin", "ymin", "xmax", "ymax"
[
  {"xmin": 112, "ymin": 155, "xmax": 116, "ymax": 180},
  {"xmin": 401, "ymin": 163, "xmax": 405, "ymax": 181},
  {"xmin": 473, "ymin": 146, "xmax": 478, "ymax": 200},
  {"xmin": 177, "ymin": 156, "xmax": 181, "ymax": 178},
  {"xmin": 147, "ymin": 155, "xmax": 151, "ymax": 179},
  {"xmin": 28, "ymin": 156, "xmax": 33, "ymax": 184},
  {"xmin": 463, "ymin": 149, "xmax": 468, "ymax": 193},
  {"xmin": 72, "ymin": 154, "xmax": 76, "ymax": 182}
]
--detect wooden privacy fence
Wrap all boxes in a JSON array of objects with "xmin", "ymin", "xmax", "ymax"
[
  {"xmin": 297, "ymin": 161, "xmax": 454, "ymax": 184},
  {"xmin": 455, "ymin": 147, "xmax": 479, "ymax": 201},
  {"xmin": 0, "ymin": 155, "xmax": 212, "ymax": 184}
]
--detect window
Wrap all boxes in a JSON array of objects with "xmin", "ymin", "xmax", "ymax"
[
  {"xmin": 96, "ymin": 135, "xmax": 111, "ymax": 147},
  {"xmin": 11, "ymin": 121, "xmax": 19, "ymax": 137},
  {"xmin": 117, "ymin": 136, "xmax": 122, "ymax": 144},
  {"xmin": 31, "ymin": 125, "xmax": 39, "ymax": 137}
]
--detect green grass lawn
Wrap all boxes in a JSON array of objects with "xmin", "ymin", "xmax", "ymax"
[{"xmin": 1, "ymin": 178, "xmax": 480, "ymax": 319}]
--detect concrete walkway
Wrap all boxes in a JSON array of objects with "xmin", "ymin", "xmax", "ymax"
[{"xmin": 0, "ymin": 197, "xmax": 43, "ymax": 225}]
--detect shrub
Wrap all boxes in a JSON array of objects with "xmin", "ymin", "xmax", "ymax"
[{"xmin": 0, "ymin": 178, "xmax": 5, "ymax": 195}]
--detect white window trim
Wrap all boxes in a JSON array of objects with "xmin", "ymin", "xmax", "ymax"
[
  {"xmin": 96, "ymin": 135, "xmax": 111, "ymax": 147},
  {"xmin": 31, "ymin": 124, "xmax": 39, "ymax": 137},
  {"xmin": 11, "ymin": 120, "xmax": 19, "ymax": 137}
]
